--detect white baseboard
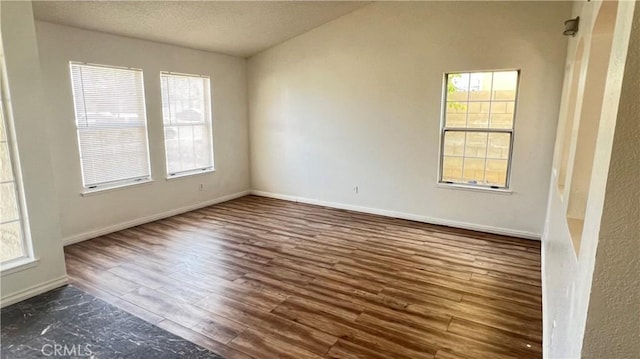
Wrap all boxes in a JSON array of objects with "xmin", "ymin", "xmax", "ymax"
[
  {"xmin": 251, "ymin": 190, "xmax": 541, "ymax": 240},
  {"xmin": 541, "ymin": 227, "xmax": 550, "ymax": 357},
  {"xmin": 63, "ymin": 190, "xmax": 251, "ymax": 246},
  {"xmin": 0, "ymin": 275, "xmax": 68, "ymax": 308}
]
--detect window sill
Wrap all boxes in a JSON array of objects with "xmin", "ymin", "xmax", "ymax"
[
  {"xmin": 81, "ymin": 179, "xmax": 153, "ymax": 196},
  {"xmin": 166, "ymin": 168, "xmax": 215, "ymax": 181},
  {"xmin": 1, "ymin": 257, "xmax": 40, "ymax": 276},
  {"xmin": 437, "ymin": 182, "xmax": 513, "ymax": 195}
]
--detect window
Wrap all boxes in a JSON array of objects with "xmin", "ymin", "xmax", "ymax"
[
  {"xmin": 440, "ymin": 70, "xmax": 519, "ymax": 189},
  {"xmin": 1, "ymin": 96, "xmax": 30, "ymax": 264},
  {"xmin": 160, "ymin": 72, "xmax": 214, "ymax": 177},
  {"xmin": 70, "ymin": 62, "xmax": 151, "ymax": 191}
]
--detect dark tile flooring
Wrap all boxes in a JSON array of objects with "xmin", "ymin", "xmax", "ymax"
[{"xmin": 1, "ymin": 285, "xmax": 223, "ymax": 358}]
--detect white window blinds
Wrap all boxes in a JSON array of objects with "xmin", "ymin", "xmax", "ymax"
[
  {"xmin": 160, "ymin": 72, "xmax": 214, "ymax": 177},
  {"xmin": 70, "ymin": 63, "xmax": 151, "ymax": 189}
]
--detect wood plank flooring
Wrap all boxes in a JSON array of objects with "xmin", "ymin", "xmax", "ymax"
[{"xmin": 64, "ymin": 195, "xmax": 542, "ymax": 359}]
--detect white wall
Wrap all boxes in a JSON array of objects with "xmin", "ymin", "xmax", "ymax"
[
  {"xmin": 582, "ymin": 7, "xmax": 640, "ymax": 359},
  {"xmin": 247, "ymin": 1, "xmax": 571, "ymax": 238},
  {"xmin": 34, "ymin": 22, "xmax": 250, "ymax": 244},
  {"xmin": 582, "ymin": 7, "xmax": 640, "ymax": 355},
  {"xmin": 541, "ymin": 1, "xmax": 637, "ymax": 357},
  {"xmin": 0, "ymin": 2, "xmax": 67, "ymax": 307}
]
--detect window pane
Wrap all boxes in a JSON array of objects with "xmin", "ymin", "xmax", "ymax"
[
  {"xmin": 161, "ymin": 73, "xmax": 214, "ymax": 176},
  {"xmin": 443, "ymin": 131, "xmax": 465, "ymax": 156},
  {"xmin": 178, "ymin": 126, "xmax": 196, "ymax": 171},
  {"xmin": 1, "ymin": 142, "xmax": 13, "ymax": 182},
  {"xmin": 70, "ymin": 63, "xmax": 150, "ymax": 188},
  {"xmin": 165, "ymin": 126, "xmax": 179, "ymax": 173},
  {"xmin": 486, "ymin": 159, "xmax": 508, "ymax": 186},
  {"xmin": 0, "ymin": 114, "xmax": 5, "ymax": 141},
  {"xmin": 444, "ymin": 71, "xmax": 518, "ymax": 132},
  {"xmin": 464, "ymin": 132, "xmax": 488, "ymax": 158},
  {"xmin": 165, "ymin": 124, "xmax": 214, "ymax": 175},
  {"xmin": 467, "ymin": 114, "xmax": 489, "ymax": 129},
  {"xmin": 466, "ymin": 102, "xmax": 491, "ymax": 128},
  {"xmin": 442, "ymin": 156, "xmax": 463, "ymax": 182},
  {"xmin": 463, "ymin": 158, "xmax": 486, "ymax": 184},
  {"xmin": 492, "ymin": 71, "xmax": 518, "ymax": 100},
  {"xmin": 487, "ymin": 133, "xmax": 511, "ymax": 159},
  {"xmin": 467, "ymin": 101, "xmax": 491, "ymax": 114},
  {"xmin": 193, "ymin": 125, "xmax": 213, "ymax": 169},
  {"xmin": 0, "ymin": 221, "xmax": 23, "ymax": 262},
  {"xmin": 468, "ymin": 72, "xmax": 492, "ymax": 101},
  {"xmin": 446, "ymin": 73, "xmax": 469, "ymax": 101},
  {"xmin": 446, "ymin": 102, "xmax": 468, "ymax": 115},
  {"xmin": 445, "ymin": 107, "xmax": 467, "ymax": 127},
  {"xmin": 490, "ymin": 114, "xmax": 514, "ymax": 129},
  {"xmin": 1, "ymin": 183, "xmax": 19, "ymax": 223}
]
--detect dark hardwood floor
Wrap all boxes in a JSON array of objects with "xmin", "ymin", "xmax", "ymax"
[{"xmin": 64, "ymin": 195, "xmax": 542, "ymax": 359}]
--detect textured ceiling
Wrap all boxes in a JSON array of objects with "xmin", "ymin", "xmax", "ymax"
[{"xmin": 32, "ymin": 1, "xmax": 369, "ymax": 58}]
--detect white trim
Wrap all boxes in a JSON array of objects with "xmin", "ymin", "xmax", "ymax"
[
  {"xmin": 251, "ymin": 190, "xmax": 541, "ymax": 240},
  {"xmin": 436, "ymin": 183, "xmax": 513, "ymax": 195},
  {"xmin": 1, "ymin": 257, "xmax": 39, "ymax": 276},
  {"xmin": 0, "ymin": 275, "xmax": 68, "ymax": 308},
  {"xmin": 63, "ymin": 190, "xmax": 251, "ymax": 246},
  {"xmin": 166, "ymin": 168, "xmax": 215, "ymax": 181},
  {"xmin": 81, "ymin": 178, "xmax": 153, "ymax": 196}
]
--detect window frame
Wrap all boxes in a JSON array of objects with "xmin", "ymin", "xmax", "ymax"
[
  {"xmin": 0, "ymin": 74, "xmax": 34, "ymax": 270},
  {"xmin": 159, "ymin": 71, "xmax": 215, "ymax": 179},
  {"xmin": 69, "ymin": 62, "xmax": 153, "ymax": 194},
  {"xmin": 438, "ymin": 69, "xmax": 520, "ymax": 191}
]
